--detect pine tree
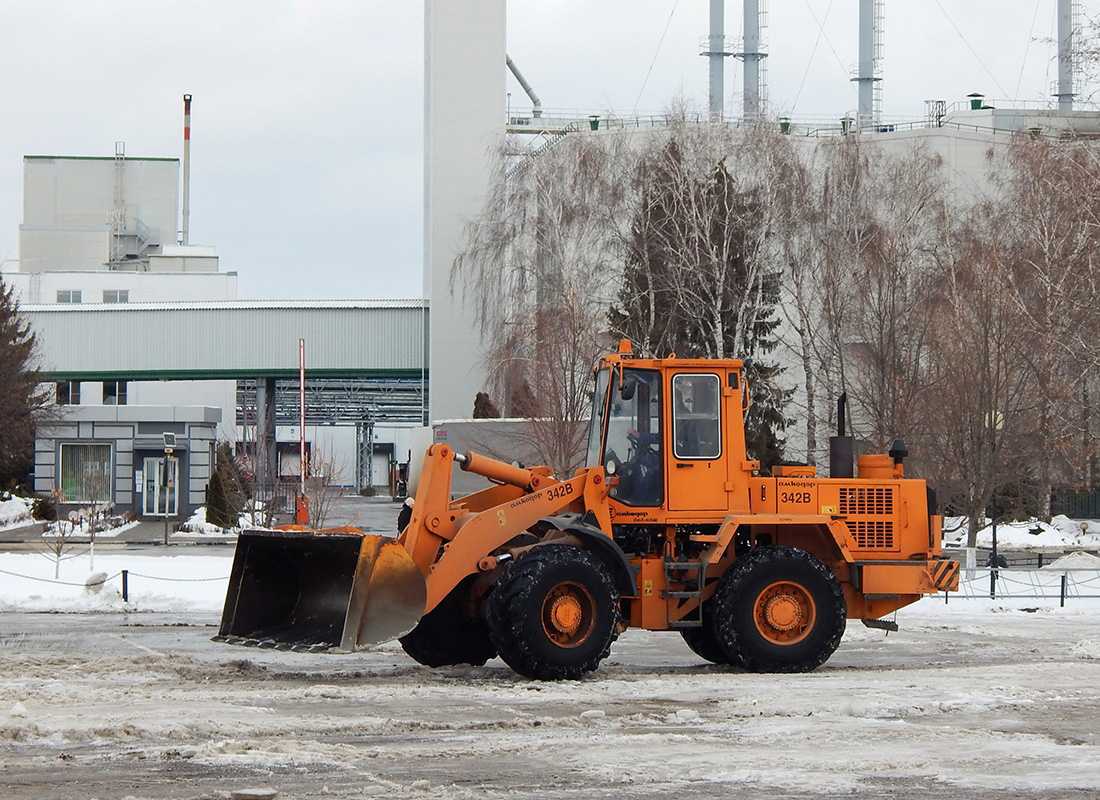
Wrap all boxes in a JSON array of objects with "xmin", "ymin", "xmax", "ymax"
[
  {"xmin": 472, "ymin": 391, "xmax": 502, "ymax": 419},
  {"xmin": 0, "ymin": 279, "xmax": 45, "ymax": 490},
  {"xmin": 610, "ymin": 131, "xmax": 791, "ymax": 470},
  {"xmin": 206, "ymin": 442, "xmax": 247, "ymax": 528}
]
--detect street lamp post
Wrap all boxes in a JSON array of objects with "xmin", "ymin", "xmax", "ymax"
[{"xmin": 163, "ymin": 433, "xmax": 176, "ymax": 545}]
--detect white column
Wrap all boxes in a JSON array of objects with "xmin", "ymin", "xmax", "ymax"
[{"xmin": 424, "ymin": 0, "xmax": 507, "ymax": 422}]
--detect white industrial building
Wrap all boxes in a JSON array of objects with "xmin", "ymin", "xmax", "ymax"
[
  {"xmin": 424, "ymin": 0, "xmax": 1100, "ymax": 435},
  {"xmin": 5, "ymin": 147, "xmax": 427, "ymax": 519}
]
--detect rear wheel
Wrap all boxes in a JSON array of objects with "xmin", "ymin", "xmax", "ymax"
[
  {"xmin": 399, "ymin": 576, "xmax": 496, "ymax": 667},
  {"xmin": 679, "ymin": 603, "xmax": 733, "ymax": 665},
  {"xmin": 487, "ymin": 545, "xmax": 620, "ymax": 680},
  {"xmin": 712, "ymin": 546, "xmax": 845, "ymax": 673}
]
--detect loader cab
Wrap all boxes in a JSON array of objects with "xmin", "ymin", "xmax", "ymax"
[{"xmin": 587, "ymin": 344, "xmax": 750, "ymax": 516}]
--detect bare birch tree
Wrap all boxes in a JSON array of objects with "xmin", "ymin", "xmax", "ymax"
[{"xmin": 454, "ymin": 131, "xmax": 632, "ymax": 475}]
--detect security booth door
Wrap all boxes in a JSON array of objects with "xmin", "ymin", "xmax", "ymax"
[
  {"xmin": 142, "ymin": 457, "xmax": 179, "ymax": 516},
  {"xmin": 667, "ymin": 373, "xmax": 726, "ymax": 511}
]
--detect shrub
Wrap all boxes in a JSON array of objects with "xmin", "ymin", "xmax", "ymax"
[{"xmin": 31, "ymin": 492, "xmax": 56, "ymax": 521}]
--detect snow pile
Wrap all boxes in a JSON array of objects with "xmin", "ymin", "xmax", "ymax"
[
  {"xmin": 1070, "ymin": 638, "xmax": 1100, "ymax": 659},
  {"xmin": 41, "ymin": 518, "xmax": 140, "ymax": 539},
  {"xmin": 0, "ymin": 551, "xmax": 231, "ymax": 613},
  {"xmin": 176, "ymin": 506, "xmax": 260, "ymax": 536},
  {"xmin": 0, "ymin": 494, "xmax": 33, "ymax": 529},
  {"xmin": 943, "ymin": 515, "xmax": 1100, "ymax": 550},
  {"xmin": 1042, "ymin": 551, "xmax": 1100, "ymax": 569}
]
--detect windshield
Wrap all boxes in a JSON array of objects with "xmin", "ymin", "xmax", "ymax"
[
  {"xmin": 584, "ymin": 367, "xmax": 611, "ymax": 468},
  {"xmin": 603, "ymin": 368, "xmax": 663, "ymax": 507}
]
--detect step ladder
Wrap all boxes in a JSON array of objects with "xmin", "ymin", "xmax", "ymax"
[{"xmin": 664, "ymin": 559, "xmax": 704, "ymax": 629}]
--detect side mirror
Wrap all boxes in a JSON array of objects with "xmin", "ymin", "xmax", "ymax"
[{"xmin": 620, "ymin": 376, "xmax": 637, "ymax": 401}]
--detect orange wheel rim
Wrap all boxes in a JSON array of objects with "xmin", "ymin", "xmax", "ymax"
[
  {"xmin": 752, "ymin": 580, "xmax": 815, "ymax": 645},
  {"xmin": 541, "ymin": 581, "xmax": 596, "ymax": 648}
]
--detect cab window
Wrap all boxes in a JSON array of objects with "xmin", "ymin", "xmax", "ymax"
[{"xmin": 672, "ymin": 373, "xmax": 721, "ymax": 459}]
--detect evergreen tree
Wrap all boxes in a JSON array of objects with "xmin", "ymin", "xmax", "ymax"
[
  {"xmin": 610, "ymin": 131, "xmax": 791, "ymax": 470},
  {"xmin": 0, "ymin": 279, "xmax": 45, "ymax": 490},
  {"xmin": 207, "ymin": 442, "xmax": 246, "ymax": 528},
  {"xmin": 472, "ymin": 391, "xmax": 502, "ymax": 419}
]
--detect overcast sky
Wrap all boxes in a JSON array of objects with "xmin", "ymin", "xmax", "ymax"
[{"xmin": 0, "ymin": 2, "xmax": 1093, "ymax": 301}]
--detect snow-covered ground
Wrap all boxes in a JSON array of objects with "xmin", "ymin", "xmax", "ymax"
[
  {"xmin": 1, "ymin": 515, "xmax": 1099, "ymax": 799},
  {"xmin": 942, "ymin": 514, "xmax": 1100, "ymax": 550},
  {"xmin": 1, "ymin": 597, "xmax": 1098, "ymax": 799},
  {"xmin": 0, "ymin": 550, "xmax": 229, "ymax": 613}
]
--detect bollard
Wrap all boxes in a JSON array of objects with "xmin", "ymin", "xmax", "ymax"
[{"xmin": 122, "ymin": 569, "xmax": 129, "ymax": 602}]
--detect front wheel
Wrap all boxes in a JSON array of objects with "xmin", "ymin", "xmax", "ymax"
[
  {"xmin": 712, "ymin": 546, "xmax": 846, "ymax": 673},
  {"xmin": 487, "ymin": 545, "xmax": 621, "ymax": 680},
  {"xmin": 399, "ymin": 576, "xmax": 497, "ymax": 667}
]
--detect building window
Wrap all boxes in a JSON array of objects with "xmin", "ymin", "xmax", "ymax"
[
  {"xmin": 103, "ymin": 380, "xmax": 128, "ymax": 405},
  {"xmin": 102, "ymin": 289, "xmax": 129, "ymax": 303},
  {"xmin": 59, "ymin": 443, "xmax": 112, "ymax": 503},
  {"xmin": 56, "ymin": 381, "xmax": 81, "ymax": 405},
  {"xmin": 56, "ymin": 290, "xmax": 82, "ymax": 303}
]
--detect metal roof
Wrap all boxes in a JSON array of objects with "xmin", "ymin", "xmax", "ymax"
[{"xmin": 24, "ymin": 301, "xmax": 429, "ymax": 381}]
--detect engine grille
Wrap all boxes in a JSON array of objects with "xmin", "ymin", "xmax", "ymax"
[
  {"xmin": 839, "ymin": 487, "xmax": 894, "ymax": 516},
  {"xmin": 848, "ymin": 520, "xmax": 893, "ymax": 549},
  {"xmin": 840, "ymin": 487, "xmax": 896, "ymax": 549}
]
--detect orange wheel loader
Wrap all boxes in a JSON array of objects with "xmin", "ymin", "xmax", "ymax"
[{"xmin": 215, "ymin": 340, "xmax": 958, "ymax": 679}]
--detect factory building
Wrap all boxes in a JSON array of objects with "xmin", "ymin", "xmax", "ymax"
[{"xmin": 5, "ymin": 144, "xmax": 426, "ymax": 520}]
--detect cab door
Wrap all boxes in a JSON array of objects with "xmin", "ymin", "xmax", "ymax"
[{"xmin": 667, "ymin": 372, "xmax": 727, "ymax": 511}]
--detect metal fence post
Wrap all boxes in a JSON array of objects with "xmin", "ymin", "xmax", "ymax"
[
  {"xmin": 122, "ymin": 569, "xmax": 128, "ymax": 602},
  {"xmin": 1061, "ymin": 572, "xmax": 1067, "ymax": 608}
]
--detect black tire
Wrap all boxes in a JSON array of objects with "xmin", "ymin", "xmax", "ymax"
[
  {"xmin": 487, "ymin": 545, "xmax": 620, "ymax": 680},
  {"xmin": 712, "ymin": 546, "xmax": 846, "ymax": 673},
  {"xmin": 679, "ymin": 603, "xmax": 734, "ymax": 665},
  {"xmin": 399, "ymin": 576, "xmax": 496, "ymax": 667}
]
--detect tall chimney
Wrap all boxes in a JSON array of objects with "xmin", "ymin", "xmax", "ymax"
[
  {"xmin": 735, "ymin": 0, "xmax": 767, "ymax": 118},
  {"xmin": 182, "ymin": 94, "xmax": 192, "ymax": 245},
  {"xmin": 1056, "ymin": 0, "xmax": 1077, "ymax": 111},
  {"xmin": 706, "ymin": 0, "xmax": 727, "ymax": 118},
  {"xmin": 853, "ymin": 0, "xmax": 883, "ymax": 130}
]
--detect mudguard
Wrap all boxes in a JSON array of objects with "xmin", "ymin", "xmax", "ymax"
[{"xmin": 539, "ymin": 512, "xmax": 639, "ymax": 598}]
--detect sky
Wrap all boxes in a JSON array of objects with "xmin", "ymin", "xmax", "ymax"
[{"xmin": 0, "ymin": 1, "xmax": 1093, "ymax": 302}]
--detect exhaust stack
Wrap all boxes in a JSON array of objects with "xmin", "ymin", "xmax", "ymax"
[
  {"xmin": 829, "ymin": 393, "xmax": 855, "ymax": 479},
  {"xmin": 181, "ymin": 94, "xmax": 192, "ymax": 245}
]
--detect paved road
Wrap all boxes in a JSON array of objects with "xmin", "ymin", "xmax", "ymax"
[{"xmin": 1, "ymin": 608, "xmax": 1098, "ymax": 800}]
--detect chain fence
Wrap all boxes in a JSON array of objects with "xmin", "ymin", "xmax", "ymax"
[
  {"xmin": 944, "ymin": 567, "xmax": 1100, "ymax": 605},
  {"xmin": 0, "ymin": 565, "xmax": 229, "ymax": 602}
]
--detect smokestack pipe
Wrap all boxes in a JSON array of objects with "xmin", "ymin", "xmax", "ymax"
[
  {"xmin": 1056, "ymin": 0, "xmax": 1076, "ymax": 111},
  {"xmin": 182, "ymin": 94, "xmax": 191, "ymax": 245},
  {"xmin": 741, "ymin": 0, "xmax": 764, "ymax": 117},
  {"xmin": 708, "ymin": 0, "xmax": 725, "ymax": 118}
]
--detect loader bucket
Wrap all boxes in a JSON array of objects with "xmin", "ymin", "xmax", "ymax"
[{"xmin": 214, "ymin": 530, "xmax": 426, "ymax": 653}]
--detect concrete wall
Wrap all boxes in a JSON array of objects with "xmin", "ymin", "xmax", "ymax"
[
  {"xmin": 424, "ymin": 0, "xmax": 506, "ymax": 422},
  {"xmin": 20, "ymin": 156, "xmax": 180, "ymax": 271},
  {"xmin": 1, "ymin": 269, "xmax": 237, "ymax": 305}
]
